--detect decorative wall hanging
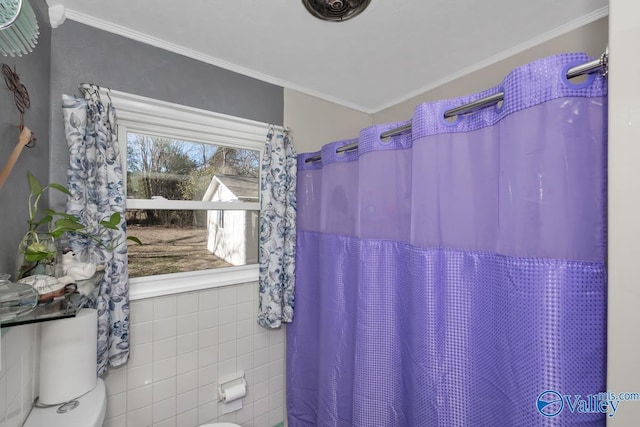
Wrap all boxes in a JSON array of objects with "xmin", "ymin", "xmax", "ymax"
[{"xmin": 0, "ymin": 63, "xmax": 34, "ymax": 189}]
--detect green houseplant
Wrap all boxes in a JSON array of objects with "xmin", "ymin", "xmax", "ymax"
[{"xmin": 16, "ymin": 171, "xmax": 141, "ymax": 280}]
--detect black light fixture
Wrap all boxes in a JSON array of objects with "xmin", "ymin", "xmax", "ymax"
[{"xmin": 302, "ymin": 0, "xmax": 372, "ymax": 22}]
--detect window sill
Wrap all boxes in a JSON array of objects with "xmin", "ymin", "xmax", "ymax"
[{"xmin": 129, "ymin": 264, "xmax": 259, "ymax": 301}]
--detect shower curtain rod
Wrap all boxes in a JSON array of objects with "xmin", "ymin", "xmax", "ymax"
[{"xmin": 305, "ymin": 51, "xmax": 608, "ymax": 163}]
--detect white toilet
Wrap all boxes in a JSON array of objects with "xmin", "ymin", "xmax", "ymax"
[
  {"xmin": 23, "ymin": 378, "xmax": 107, "ymax": 427},
  {"xmin": 201, "ymin": 424, "xmax": 241, "ymax": 427}
]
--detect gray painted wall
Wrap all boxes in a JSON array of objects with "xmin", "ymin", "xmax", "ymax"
[
  {"xmin": 49, "ymin": 20, "xmax": 284, "ymax": 209},
  {"xmin": 0, "ymin": 0, "xmax": 51, "ymax": 276}
]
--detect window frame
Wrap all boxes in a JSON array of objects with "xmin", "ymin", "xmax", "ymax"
[{"xmin": 109, "ymin": 89, "xmax": 270, "ymax": 300}]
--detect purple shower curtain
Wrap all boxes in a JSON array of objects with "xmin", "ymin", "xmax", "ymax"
[{"xmin": 287, "ymin": 53, "xmax": 607, "ymax": 426}]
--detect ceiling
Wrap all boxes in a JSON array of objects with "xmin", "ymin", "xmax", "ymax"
[{"xmin": 46, "ymin": 0, "xmax": 608, "ymax": 113}]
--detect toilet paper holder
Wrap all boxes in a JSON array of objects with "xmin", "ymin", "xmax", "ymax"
[{"xmin": 217, "ymin": 371, "xmax": 247, "ymax": 402}]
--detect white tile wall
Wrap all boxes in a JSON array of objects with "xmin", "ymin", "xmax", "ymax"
[
  {"xmin": 103, "ymin": 282, "xmax": 285, "ymax": 427},
  {"xmin": 0, "ymin": 323, "xmax": 40, "ymax": 427}
]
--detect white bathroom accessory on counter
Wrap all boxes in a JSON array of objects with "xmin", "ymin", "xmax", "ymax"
[{"xmin": 218, "ymin": 371, "xmax": 247, "ymax": 414}]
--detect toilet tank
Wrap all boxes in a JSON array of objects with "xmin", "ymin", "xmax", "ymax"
[{"xmin": 23, "ymin": 378, "xmax": 106, "ymax": 427}]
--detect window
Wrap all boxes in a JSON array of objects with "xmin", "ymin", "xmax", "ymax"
[
  {"xmin": 217, "ymin": 210, "xmax": 225, "ymax": 229},
  {"xmin": 110, "ymin": 90, "xmax": 269, "ymax": 300},
  {"xmin": 124, "ymin": 132, "xmax": 260, "ymax": 278}
]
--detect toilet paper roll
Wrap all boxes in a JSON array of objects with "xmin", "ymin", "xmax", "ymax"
[
  {"xmin": 221, "ymin": 382, "xmax": 246, "ymax": 403},
  {"xmin": 38, "ymin": 308, "xmax": 98, "ymax": 405},
  {"xmin": 222, "ymin": 398, "xmax": 243, "ymax": 414}
]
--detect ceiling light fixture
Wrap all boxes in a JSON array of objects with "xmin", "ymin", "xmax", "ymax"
[
  {"xmin": 0, "ymin": 0, "xmax": 39, "ymax": 57},
  {"xmin": 302, "ymin": 0, "xmax": 372, "ymax": 22}
]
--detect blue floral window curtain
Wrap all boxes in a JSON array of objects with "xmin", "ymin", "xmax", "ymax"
[
  {"xmin": 62, "ymin": 90, "xmax": 129, "ymax": 375},
  {"xmin": 258, "ymin": 127, "xmax": 297, "ymax": 328}
]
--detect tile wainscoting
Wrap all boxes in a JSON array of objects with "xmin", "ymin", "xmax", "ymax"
[
  {"xmin": 0, "ymin": 323, "xmax": 40, "ymax": 427},
  {"xmin": 103, "ymin": 282, "xmax": 285, "ymax": 427}
]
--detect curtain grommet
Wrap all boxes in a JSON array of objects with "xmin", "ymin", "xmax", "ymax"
[
  {"xmin": 439, "ymin": 106, "xmax": 463, "ymax": 127},
  {"xmin": 561, "ymin": 60, "xmax": 597, "ymax": 89},
  {"xmin": 378, "ymin": 131, "xmax": 393, "ymax": 146}
]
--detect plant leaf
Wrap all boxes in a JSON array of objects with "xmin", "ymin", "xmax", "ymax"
[
  {"xmin": 54, "ymin": 218, "xmax": 85, "ymax": 229},
  {"xmin": 25, "ymin": 252, "xmax": 49, "ymax": 262},
  {"xmin": 99, "ymin": 220, "xmax": 118, "ymax": 230},
  {"xmin": 50, "ymin": 219, "xmax": 85, "ymax": 236},
  {"xmin": 24, "ymin": 243, "xmax": 54, "ymax": 262},
  {"xmin": 27, "ymin": 171, "xmax": 42, "ymax": 196},
  {"xmin": 127, "ymin": 236, "xmax": 143, "ymax": 245},
  {"xmin": 33, "ymin": 215, "xmax": 53, "ymax": 227},
  {"xmin": 48, "ymin": 183, "xmax": 72, "ymax": 196},
  {"xmin": 109, "ymin": 212, "xmax": 122, "ymax": 225},
  {"xmin": 46, "ymin": 210, "xmax": 81, "ymax": 221}
]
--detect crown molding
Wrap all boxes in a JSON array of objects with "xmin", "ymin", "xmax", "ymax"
[
  {"xmin": 48, "ymin": 4, "xmax": 66, "ymax": 28},
  {"xmin": 62, "ymin": 8, "xmax": 374, "ymax": 114},
  {"xmin": 62, "ymin": 6, "xmax": 607, "ymax": 115},
  {"xmin": 374, "ymin": 6, "xmax": 609, "ymax": 113}
]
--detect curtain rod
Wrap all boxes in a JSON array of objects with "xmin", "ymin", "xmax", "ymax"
[{"xmin": 305, "ymin": 50, "xmax": 608, "ymax": 164}]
